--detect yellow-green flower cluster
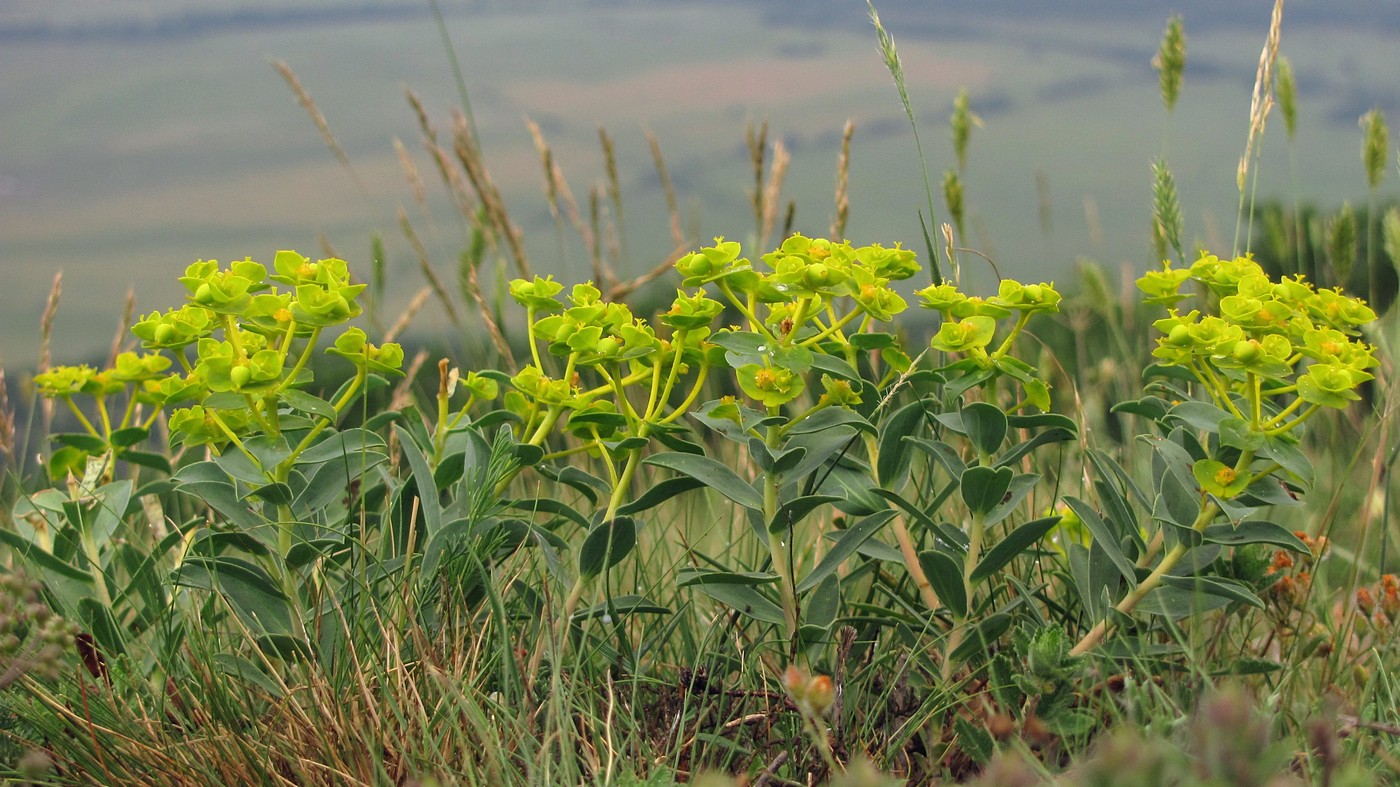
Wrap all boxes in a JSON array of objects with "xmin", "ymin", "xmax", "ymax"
[
  {"xmin": 36, "ymin": 252, "xmax": 401, "ymax": 455},
  {"xmin": 1142, "ymin": 252, "xmax": 1378, "ymax": 411}
]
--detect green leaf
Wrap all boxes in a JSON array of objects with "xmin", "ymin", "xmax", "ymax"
[
  {"xmin": 676, "ymin": 568, "xmax": 779, "ymax": 587},
  {"xmin": 296, "ymin": 428, "xmax": 388, "ymax": 465},
  {"xmin": 1218, "ymin": 417, "xmax": 1263, "ymax": 451},
  {"xmin": 995, "ymin": 427, "xmax": 1075, "ymax": 468},
  {"xmin": 960, "ymin": 466, "xmax": 1014, "ymax": 516},
  {"xmin": 1202, "ymin": 520, "xmax": 1310, "ymax": 553},
  {"xmin": 949, "ymin": 612, "xmax": 1012, "ymax": 664},
  {"xmin": 799, "ymin": 573, "xmax": 842, "ymax": 643},
  {"xmin": 0, "ymin": 529, "xmax": 95, "ymax": 584},
  {"xmin": 1110, "ymin": 396, "xmax": 1172, "ymax": 421},
  {"xmin": 918, "ymin": 549, "xmax": 967, "ymax": 617},
  {"xmin": 577, "ymin": 516, "xmax": 636, "ymax": 579},
  {"xmin": 962, "ymin": 401, "xmax": 1008, "ymax": 458},
  {"xmin": 545, "ymin": 466, "xmax": 607, "ymax": 505},
  {"xmin": 1062, "ymin": 497, "xmax": 1137, "ymax": 586},
  {"xmin": 211, "ymin": 654, "xmax": 285, "ymax": 698},
  {"xmin": 797, "ymin": 510, "xmax": 896, "ymax": 592},
  {"xmin": 984, "ymin": 472, "xmax": 1039, "ymax": 527},
  {"xmin": 809, "ymin": 353, "xmax": 860, "ymax": 382},
  {"xmin": 509, "ymin": 497, "xmax": 592, "ymax": 531},
  {"xmin": 280, "ymin": 388, "xmax": 338, "ymax": 420},
  {"xmin": 617, "ymin": 476, "xmax": 705, "ymax": 516},
  {"xmin": 785, "ymin": 407, "xmax": 874, "ymax": 436},
  {"xmin": 816, "ymin": 459, "xmax": 888, "ymax": 516},
  {"xmin": 108, "ymin": 427, "xmax": 150, "ymax": 448},
  {"xmin": 906, "ymin": 437, "xmax": 966, "ymax": 477},
  {"xmin": 970, "ymin": 516, "xmax": 1060, "ymax": 584},
  {"xmin": 1006, "ymin": 412, "xmax": 1078, "ymax": 432},
  {"xmin": 1157, "ymin": 575, "xmax": 1265, "ymax": 611},
  {"xmin": 693, "ymin": 583, "xmax": 786, "ymax": 625},
  {"xmin": 849, "ymin": 332, "xmax": 898, "ymax": 350},
  {"xmin": 120, "ymin": 450, "xmax": 173, "ymax": 474},
  {"xmin": 174, "ymin": 555, "xmax": 295, "ymax": 637},
  {"xmin": 1259, "ymin": 434, "xmax": 1314, "ymax": 488},
  {"xmin": 172, "ymin": 462, "xmax": 265, "ymax": 529},
  {"xmin": 395, "ymin": 424, "xmax": 441, "ymax": 535},
  {"xmin": 954, "ymin": 717, "xmax": 995, "ymax": 766},
  {"xmin": 53, "ymin": 433, "xmax": 107, "ymax": 452},
  {"xmin": 877, "ymin": 398, "xmax": 928, "ymax": 488},
  {"xmin": 770, "ymin": 495, "xmax": 843, "ymax": 535},
  {"xmin": 1167, "ymin": 401, "xmax": 1234, "ymax": 433},
  {"xmin": 242, "ymin": 482, "xmax": 293, "ymax": 506},
  {"xmin": 644, "ymin": 452, "xmax": 762, "ymax": 511},
  {"xmin": 571, "ymin": 595, "xmax": 670, "ymax": 621}
]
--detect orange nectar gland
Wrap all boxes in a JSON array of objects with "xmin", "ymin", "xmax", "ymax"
[
  {"xmin": 1214, "ymin": 466, "xmax": 1238, "ymax": 487},
  {"xmin": 274, "ymin": 307, "xmax": 293, "ymax": 324},
  {"xmin": 754, "ymin": 368, "xmax": 778, "ymax": 389}
]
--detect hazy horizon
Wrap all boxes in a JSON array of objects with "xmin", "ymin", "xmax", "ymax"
[{"xmin": 4, "ymin": 1, "xmax": 1399, "ymax": 368}]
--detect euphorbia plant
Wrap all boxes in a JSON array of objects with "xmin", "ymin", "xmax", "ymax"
[
  {"xmin": 1068, "ymin": 251, "xmax": 1378, "ymax": 655},
  {"xmin": 20, "ymin": 251, "xmax": 404, "ymax": 656}
]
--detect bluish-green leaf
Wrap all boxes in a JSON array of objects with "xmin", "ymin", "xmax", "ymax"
[
  {"xmin": 786, "ymin": 407, "xmax": 874, "ymax": 436},
  {"xmin": 877, "ymin": 398, "xmax": 928, "ymax": 488},
  {"xmin": 617, "ymin": 476, "xmax": 706, "ymax": 516},
  {"xmin": 970, "ymin": 516, "xmax": 1060, "ymax": 584},
  {"xmin": 644, "ymin": 452, "xmax": 762, "ymax": 511},
  {"xmin": 797, "ymin": 510, "xmax": 896, "ymax": 592},
  {"xmin": 395, "ymin": 424, "xmax": 441, "ymax": 535},
  {"xmin": 918, "ymin": 549, "xmax": 967, "ymax": 617},
  {"xmin": 960, "ymin": 466, "xmax": 1014, "ymax": 516},
  {"xmin": 174, "ymin": 555, "xmax": 295, "ymax": 636},
  {"xmin": 770, "ymin": 495, "xmax": 843, "ymax": 535},
  {"xmin": 1062, "ymin": 496, "xmax": 1136, "ymax": 586},
  {"xmin": 692, "ymin": 583, "xmax": 786, "ymax": 625},
  {"xmin": 572, "ymin": 595, "xmax": 670, "ymax": 621},
  {"xmin": 1202, "ymin": 520, "xmax": 1309, "ymax": 553},
  {"xmin": 297, "ymin": 429, "xmax": 388, "ymax": 465},
  {"xmin": 577, "ymin": 516, "xmax": 636, "ymax": 579},
  {"xmin": 280, "ymin": 388, "xmax": 338, "ymax": 420},
  {"xmin": 676, "ymin": 568, "xmax": 778, "ymax": 588},
  {"xmin": 962, "ymin": 402, "xmax": 1008, "ymax": 458}
]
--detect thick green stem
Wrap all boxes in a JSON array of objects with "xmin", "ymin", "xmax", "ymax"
[
  {"xmin": 763, "ymin": 423, "xmax": 801, "ymax": 651},
  {"xmin": 1069, "ymin": 499, "xmax": 1219, "ymax": 656}
]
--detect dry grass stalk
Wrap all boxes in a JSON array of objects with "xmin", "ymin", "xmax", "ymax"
[
  {"xmin": 385, "ymin": 288, "xmax": 433, "ymax": 345},
  {"xmin": 525, "ymin": 119, "xmax": 562, "ymax": 224},
  {"xmin": 606, "ymin": 241, "xmax": 692, "ymax": 302},
  {"xmin": 596, "ymin": 182, "xmax": 623, "ymax": 289},
  {"xmin": 830, "ymin": 120, "xmax": 854, "ymax": 240},
  {"xmin": 38, "ymin": 272, "xmax": 62, "ymax": 427},
  {"xmin": 452, "ymin": 112, "xmax": 531, "ymax": 278},
  {"xmin": 398, "ymin": 207, "xmax": 461, "ymax": 328},
  {"xmin": 317, "ymin": 233, "xmax": 339, "ymax": 261},
  {"xmin": 747, "ymin": 121, "xmax": 769, "ymax": 238},
  {"xmin": 272, "ymin": 59, "xmax": 365, "ymax": 194},
  {"xmin": 394, "ymin": 137, "xmax": 428, "ymax": 213},
  {"xmin": 589, "ymin": 188, "xmax": 606, "ymax": 286},
  {"xmin": 599, "ymin": 128, "xmax": 627, "ymax": 267},
  {"xmin": 526, "ymin": 119, "xmax": 602, "ymax": 288},
  {"xmin": 406, "ymin": 89, "xmax": 477, "ymax": 220},
  {"xmin": 104, "ymin": 289, "xmax": 136, "ymax": 368},
  {"xmin": 760, "ymin": 138, "xmax": 790, "ymax": 250},
  {"xmin": 463, "ymin": 255, "xmax": 516, "ymax": 369},
  {"xmin": 1233, "ymin": 0, "xmax": 1282, "ymax": 254},
  {"xmin": 646, "ymin": 130, "xmax": 685, "ymax": 247},
  {"xmin": 0, "ymin": 363, "xmax": 14, "ymax": 460}
]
